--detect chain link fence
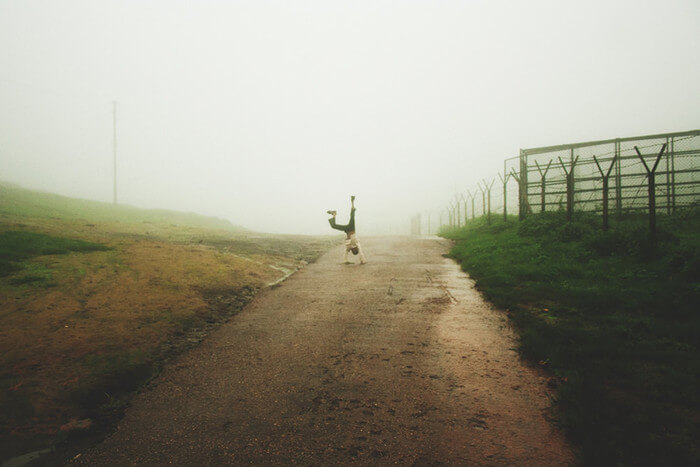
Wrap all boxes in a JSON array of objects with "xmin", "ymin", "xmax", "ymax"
[{"xmin": 435, "ymin": 129, "xmax": 700, "ymax": 233}]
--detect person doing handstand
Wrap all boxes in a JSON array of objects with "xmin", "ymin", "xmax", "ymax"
[{"xmin": 327, "ymin": 195, "xmax": 367, "ymax": 264}]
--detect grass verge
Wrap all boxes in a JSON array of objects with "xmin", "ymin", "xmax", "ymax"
[{"xmin": 441, "ymin": 210, "xmax": 699, "ymax": 466}]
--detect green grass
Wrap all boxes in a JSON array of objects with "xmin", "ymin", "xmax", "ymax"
[
  {"xmin": 0, "ymin": 181, "xmax": 246, "ymax": 231},
  {"xmin": 0, "ymin": 231, "xmax": 111, "ymax": 279},
  {"xmin": 441, "ymin": 209, "xmax": 699, "ymax": 466}
]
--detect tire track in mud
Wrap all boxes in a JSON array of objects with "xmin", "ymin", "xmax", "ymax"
[{"xmin": 73, "ymin": 236, "xmax": 574, "ymax": 465}]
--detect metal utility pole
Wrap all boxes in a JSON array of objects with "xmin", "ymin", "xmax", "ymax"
[{"xmin": 113, "ymin": 101, "xmax": 118, "ymax": 205}]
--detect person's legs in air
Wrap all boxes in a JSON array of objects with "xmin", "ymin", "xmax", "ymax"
[
  {"xmin": 347, "ymin": 196, "xmax": 356, "ymax": 233},
  {"xmin": 327, "ymin": 210, "xmax": 349, "ymax": 233}
]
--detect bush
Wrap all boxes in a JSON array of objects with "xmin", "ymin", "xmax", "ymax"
[
  {"xmin": 518, "ymin": 211, "xmax": 565, "ymax": 237},
  {"xmin": 584, "ymin": 230, "xmax": 634, "ymax": 257}
]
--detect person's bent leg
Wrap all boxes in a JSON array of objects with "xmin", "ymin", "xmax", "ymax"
[{"xmin": 329, "ymin": 216, "xmax": 349, "ymax": 232}]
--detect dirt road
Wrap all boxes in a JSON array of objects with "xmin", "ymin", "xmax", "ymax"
[{"xmin": 73, "ymin": 236, "xmax": 574, "ymax": 465}]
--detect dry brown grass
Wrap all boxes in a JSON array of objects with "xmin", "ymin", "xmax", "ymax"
[{"xmin": 0, "ymin": 216, "xmax": 334, "ymax": 461}]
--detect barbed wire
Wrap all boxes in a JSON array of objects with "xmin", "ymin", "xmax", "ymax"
[{"xmin": 439, "ymin": 132, "xmax": 700, "ymax": 228}]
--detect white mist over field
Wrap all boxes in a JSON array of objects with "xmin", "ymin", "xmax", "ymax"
[{"xmin": 1, "ymin": 0, "xmax": 698, "ymax": 234}]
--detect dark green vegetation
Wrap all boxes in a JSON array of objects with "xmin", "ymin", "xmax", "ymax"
[
  {"xmin": 0, "ymin": 231, "xmax": 110, "ymax": 281},
  {"xmin": 441, "ymin": 210, "xmax": 699, "ymax": 466}
]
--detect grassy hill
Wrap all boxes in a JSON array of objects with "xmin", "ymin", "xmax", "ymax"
[
  {"xmin": 0, "ymin": 181, "xmax": 334, "ymax": 465},
  {"xmin": 0, "ymin": 181, "xmax": 246, "ymax": 232}
]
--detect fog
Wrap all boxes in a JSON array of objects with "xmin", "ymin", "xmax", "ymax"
[{"xmin": 1, "ymin": 0, "xmax": 698, "ymax": 234}]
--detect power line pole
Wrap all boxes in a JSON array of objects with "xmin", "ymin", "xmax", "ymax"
[{"xmin": 113, "ymin": 101, "xmax": 118, "ymax": 205}]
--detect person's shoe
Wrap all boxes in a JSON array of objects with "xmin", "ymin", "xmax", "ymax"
[{"xmin": 327, "ymin": 210, "xmax": 337, "ymax": 216}]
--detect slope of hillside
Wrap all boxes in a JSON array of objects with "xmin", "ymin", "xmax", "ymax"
[
  {"xmin": 0, "ymin": 181, "xmax": 246, "ymax": 232},
  {"xmin": 0, "ymin": 182, "xmax": 335, "ymax": 465}
]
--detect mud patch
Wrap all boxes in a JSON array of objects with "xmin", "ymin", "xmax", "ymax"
[{"xmin": 161, "ymin": 286, "xmax": 258, "ymax": 358}]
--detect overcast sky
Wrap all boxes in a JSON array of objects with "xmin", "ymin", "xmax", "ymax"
[{"xmin": 1, "ymin": 0, "xmax": 698, "ymax": 234}]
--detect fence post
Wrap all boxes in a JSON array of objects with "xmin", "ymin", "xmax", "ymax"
[
  {"xmin": 570, "ymin": 149, "xmax": 576, "ymax": 205},
  {"xmin": 535, "ymin": 160, "xmax": 552, "ymax": 212},
  {"xmin": 558, "ymin": 155, "xmax": 579, "ymax": 221},
  {"xmin": 593, "ymin": 155, "xmax": 618, "ymax": 231},
  {"xmin": 479, "ymin": 184, "xmax": 486, "ymax": 219},
  {"xmin": 665, "ymin": 136, "xmax": 671, "ymax": 215},
  {"xmin": 635, "ymin": 144, "xmax": 666, "ymax": 237},
  {"xmin": 455, "ymin": 196, "xmax": 461, "ymax": 228},
  {"xmin": 670, "ymin": 137, "xmax": 676, "ymax": 212},
  {"xmin": 455, "ymin": 199, "xmax": 459, "ymax": 228},
  {"xmin": 509, "ymin": 169, "xmax": 527, "ymax": 220},
  {"xmin": 518, "ymin": 149, "xmax": 528, "ymax": 220},
  {"xmin": 454, "ymin": 202, "xmax": 458, "ymax": 227},
  {"xmin": 482, "ymin": 179, "xmax": 495, "ymax": 225},
  {"xmin": 487, "ymin": 187, "xmax": 491, "ymax": 225},
  {"xmin": 614, "ymin": 140, "xmax": 622, "ymax": 218},
  {"xmin": 469, "ymin": 191, "xmax": 475, "ymax": 220},
  {"xmin": 498, "ymin": 172, "xmax": 510, "ymax": 221},
  {"xmin": 461, "ymin": 193, "xmax": 468, "ymax": 225}
]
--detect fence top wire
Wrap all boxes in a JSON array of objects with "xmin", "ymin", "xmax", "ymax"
[{"xmin": 520, "ymin": 129, "xmax": 700, "ymax": 156}]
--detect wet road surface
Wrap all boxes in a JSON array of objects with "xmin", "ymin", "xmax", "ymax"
[{"xmin": 73, "ymin": 236, "xmax": 574, "ymax": 465}]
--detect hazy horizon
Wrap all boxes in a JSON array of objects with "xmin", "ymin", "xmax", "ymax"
[{"xmin": 1, "ymin": 0, "xmax": 699, "ymax": 234}]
